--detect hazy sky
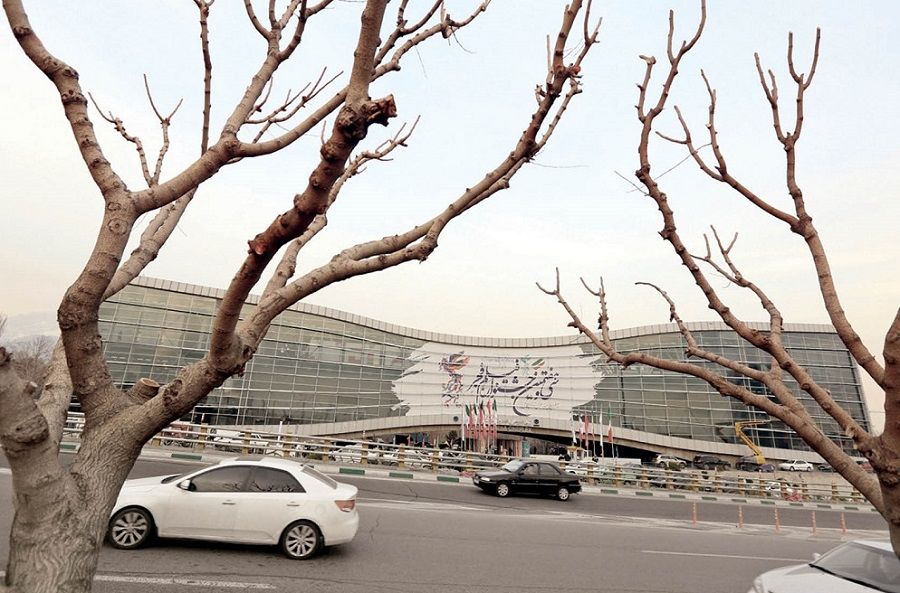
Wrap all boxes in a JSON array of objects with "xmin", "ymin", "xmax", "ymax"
[{"xmin": 1, "ymin": 1, "xmax": 897, "ymax": 430}]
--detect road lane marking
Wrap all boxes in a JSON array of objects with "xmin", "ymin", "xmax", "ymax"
[
  {"xmin": 642, "ymin": 550, "xmax": 807, "ymax": 562},
  {"xmin": 0, "ymin": 572, "xmax": 274, "ymax": 589},
  {"xmin": 359, "ymin": 499, "xmax": 488, "ymax": 513}
]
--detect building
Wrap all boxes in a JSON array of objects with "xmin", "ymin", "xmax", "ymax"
[{"xmin": 95, "ymin": 277, "xmax": 870, "ymax": 460}]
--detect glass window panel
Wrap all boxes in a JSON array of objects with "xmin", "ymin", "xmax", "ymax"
[
  {"xmin": 190, "ymin": 296, "xmax": 216, "ymax": 315},
  {"xmin": 143, "ymin": 289, "xmax": 169, "ymax": 306},
  {"xmin": 185, "ymin": 314, "xmax": 210, "ymax": 331},
  {"xmin": 344, "ymin": 323, "xmax": 364, "ymax": 338},
  {"xmin": 163, "ymin": 310, "xmax": 189, "ymax": 330},
  {"xmin": 158, "ymin": 329, "xmax": 182, "ymax": 347},
  {"xmin": 116, "ymin": 286, "xmax": 144, "ymax": 304},
  {"xmin": 191, "ymin": 467, "xmax": 251, "ymax": 492},
  {"xmin": 114, "ymin": 305, "xmax": 143, "ymax": 324}
]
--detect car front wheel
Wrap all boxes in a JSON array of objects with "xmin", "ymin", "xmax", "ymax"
[
  {"xmin": 556, "ymin": 486, "xmax": 571, "ymax": 501},
  {"xmin": 281, "ymin": 520, "xmax": 322, "ymax": 560},
  {"xmin": 495, "ymin": 482, "xmax": 510, "ymax": 497},
  {"xmin": 108, "ymin": 507, "xmax": 154, "ymax": 550}
]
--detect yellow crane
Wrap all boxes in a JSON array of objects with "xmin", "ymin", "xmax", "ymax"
[{"xmin": 734, "ymin": 420, "xmax": 769, "ymax": 465}]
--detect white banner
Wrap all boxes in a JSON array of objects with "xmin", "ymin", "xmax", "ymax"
[{"xmin": 392, "ymin": 343, "xmax": 600, "ymax": 421}]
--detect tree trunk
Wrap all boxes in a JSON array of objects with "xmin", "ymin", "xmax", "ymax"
[{"xmin": 4, "ymin": 431, "xmax": 139, "ymax": 593}]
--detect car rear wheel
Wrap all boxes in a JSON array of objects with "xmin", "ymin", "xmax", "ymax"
[
  {"xmin": 108, "ymin": 507, "xmax": 153, "ymax": 550},
  {"xmin": 281, "ymin": 520, "xmax": 322, "ymax": 560},
  {"xmin": 495, "ymin": 482, "xmax": 510, "ymax": 497},
  {"xmin": 556, "ymin": 486, "xmax": 570, "ymax": 501}
]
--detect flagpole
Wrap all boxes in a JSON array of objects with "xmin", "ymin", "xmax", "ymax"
[{"xmin": 460, "ymin": 405, "xmax": 465, "ymax": 452}]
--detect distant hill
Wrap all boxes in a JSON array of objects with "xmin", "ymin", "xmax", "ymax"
[{"xmin": 0, "ymin": 311, "xmax": 59, "ymax": 344}]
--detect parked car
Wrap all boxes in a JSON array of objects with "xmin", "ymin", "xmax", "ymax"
[
  {"xmin": 649, "ymin": 471, "xmax": 692, "ymax": 490},
  {"xmin": 856, "ymin": 458, "xmax": 875, "ymax": 473},
  {"xmin": 817, "ymin": 463, "xmax": 836, "ymax": 472},
  {"xmin": 264, "ymin": 438, "xmax": 312, "ymax": 459},
  {"xmin": 692, "ymin": 455, "xmax": 730, "ymax": 470},
  {"xmin": 652, "ymin": 455, "xmax": 688, "ymax": 470},
  {"xmin": 472, "ymin": 459, "xmax": 581, "ymax": 501},
  {"xmin": 159, "ymin": 421, "xmax": 197, "ymax": 448},
  {"xmin": 381, "ymin": 448, "xmax": 431, "ymax": 469},
  {"xmin": 330, "ymin": 444, "xmax": 382, "ymax": 465},
  {"xmin": 210, "ymin": 429, "xmax": 269, "ymax": 453},
  {"xmin": 438, "ymin": 449, "xmax": 465, "ymax": 471},
  {"xmin": 761, "ymin": 480, "xmax": 802, "ymax": 500},
  {"xmin": 567, "ymin": 461, "xmax": 608, "ymax": 477},
  {"xmin": 778, "ymin": 459, "xmax": 814, "ymax": 472},
  {"xmin": 736, "ymin": 456, "xmax": 775, "ymax": 472},
  {"xmin": 107, "ymin": 457, "xmax": 359, "ymax": 560},
  {"xmin": 749, "ymin": 539, "xmax": 899, "ymax": 593}
]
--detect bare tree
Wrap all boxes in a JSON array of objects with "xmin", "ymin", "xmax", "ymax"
[
  {"xmin": 9, "ymin": 335, "xmax": 55, "ymax": 394},
  {"xmin": 539, "ymin": 1, "xmax": 900, "ymax": 556},
  {"xmin": 0, "ymin": 1, "xmax": 600, "ymax": 591},
  {"xmin": 0, "ymin": 315, "xmax": 52, "ymax": 392}
]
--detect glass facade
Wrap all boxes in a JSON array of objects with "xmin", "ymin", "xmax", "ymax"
[
  {"xmin": 95, "ymin": 277, "xmax": 869, "ymax": 455},
  {"xmin": 577, "ymin": 331, "xmax": 866, "ymax": 455}
]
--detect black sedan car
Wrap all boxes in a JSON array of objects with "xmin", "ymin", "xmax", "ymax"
[{"xmin": 473, "ymin": 460, "xmax": 581, "ymax": 501}]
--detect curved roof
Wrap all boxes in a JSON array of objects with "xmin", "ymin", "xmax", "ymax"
[{"xmin": 133, "ymin": 276, "xmax": 838, "ymax": 348}]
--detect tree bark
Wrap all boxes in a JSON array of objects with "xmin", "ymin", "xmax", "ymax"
[
  {"xmin": 879, "ymin": 309, "xmax": 900, "ymax": 556},
  {"xmin": 4, "ymin": 426, "xmax": 141, "ymax": 593}
]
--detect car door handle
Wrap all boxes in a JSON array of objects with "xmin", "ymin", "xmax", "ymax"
[
  {"xmin": 287, "ymin": 502, "xmax": 301, "ymax": 507},
  {"xmin": 222, "ymin": 500, "xmax": 236, "ymax": 506}
]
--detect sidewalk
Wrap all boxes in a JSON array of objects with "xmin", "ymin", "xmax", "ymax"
[{"xmin": 67, "ymin": 441, "xmax": 878, "ymax": 515}]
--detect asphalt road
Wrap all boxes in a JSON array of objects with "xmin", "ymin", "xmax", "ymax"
[{"xmin": 0, "ymin": 457, "xmax": 889, "ymax": 593}]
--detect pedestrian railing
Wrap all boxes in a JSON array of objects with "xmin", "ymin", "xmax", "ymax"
[{"xmin": 60, "ymin": 414, "xmax": 869, "ymax": 505}]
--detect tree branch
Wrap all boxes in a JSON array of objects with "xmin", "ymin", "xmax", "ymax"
[
  {"xmin": 209, "ymin": 0, "xmax": 394, "ymax": 371},
  {"xmin": 241, "ymin": 0, "xmax": 597, "ymax": 346}
]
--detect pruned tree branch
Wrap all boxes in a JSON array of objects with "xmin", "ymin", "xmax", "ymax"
[
  {"xmin": 207, "ymin": 0, "xmax": 395, "ymax": 373},
  {"xmin": 539, "ymin": 272, "xmax": 884, "ymax": 514},
  {"xmin": 239, "ymin": 0, "xmax": 599, "ymax": 349},
  {"xmin": 544, "ymin": 1, "xmax": 897, "ymax": 548}
]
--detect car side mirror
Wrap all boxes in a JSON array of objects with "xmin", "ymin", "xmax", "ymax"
[{"xmin": 177, "ymin": 479, "xmax": 194, "ymax": 491}]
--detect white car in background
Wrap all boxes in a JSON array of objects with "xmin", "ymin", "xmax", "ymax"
[
  {"xmin": 108, "ymin": 457, "xmax": 358, "ymax": 559},
  {"xmin": 380, "ymin": 448, "xmax": 431, "ymax": 469},
  {"xmin": 331, "ymin": 444, "xmax": 383, "ymax": 464},
  {"xmin": 778, "ymin": 459, "xmax": 815, "ymax": 472},
  {"xmin": 210, "ymin": 429, "xmax": 270, "ymax": 453},
  {"xmin": 749, "ymin": 539, "xmax": 899, "ymax": 592}
]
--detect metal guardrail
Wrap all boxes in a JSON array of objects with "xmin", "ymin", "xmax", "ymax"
[{"xmin": 61, "ymin": 413, "xmax": 869, "ymax": 505}]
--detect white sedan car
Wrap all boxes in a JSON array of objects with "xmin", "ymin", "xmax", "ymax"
[
  {"xmin": 108, "ymin": 457, "xmax": 358, "ymax": 559},
  {"xmin": 749, "ymin": 539, "xmax": 898, "ymax": 592},
  {"xmin": 778, "ymin": 459, "xmax": 815, "ymax": 472}
]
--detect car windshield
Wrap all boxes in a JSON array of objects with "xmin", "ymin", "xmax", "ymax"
[
  {"xmin": 811, "ymin": 542, "xmax": 900, "ymax": 593},
  {"xmin": 501, "ymin": 460, "xmax": 525, "ymax": 472},
  {"xmin": 301, "ymin": 465, "xmax": 338, "ymax": 489}
]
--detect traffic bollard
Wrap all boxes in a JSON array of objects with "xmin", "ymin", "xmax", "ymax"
[{"xmin": 774, "ymin": 507, "xmax": 781, "ymax": 533}]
